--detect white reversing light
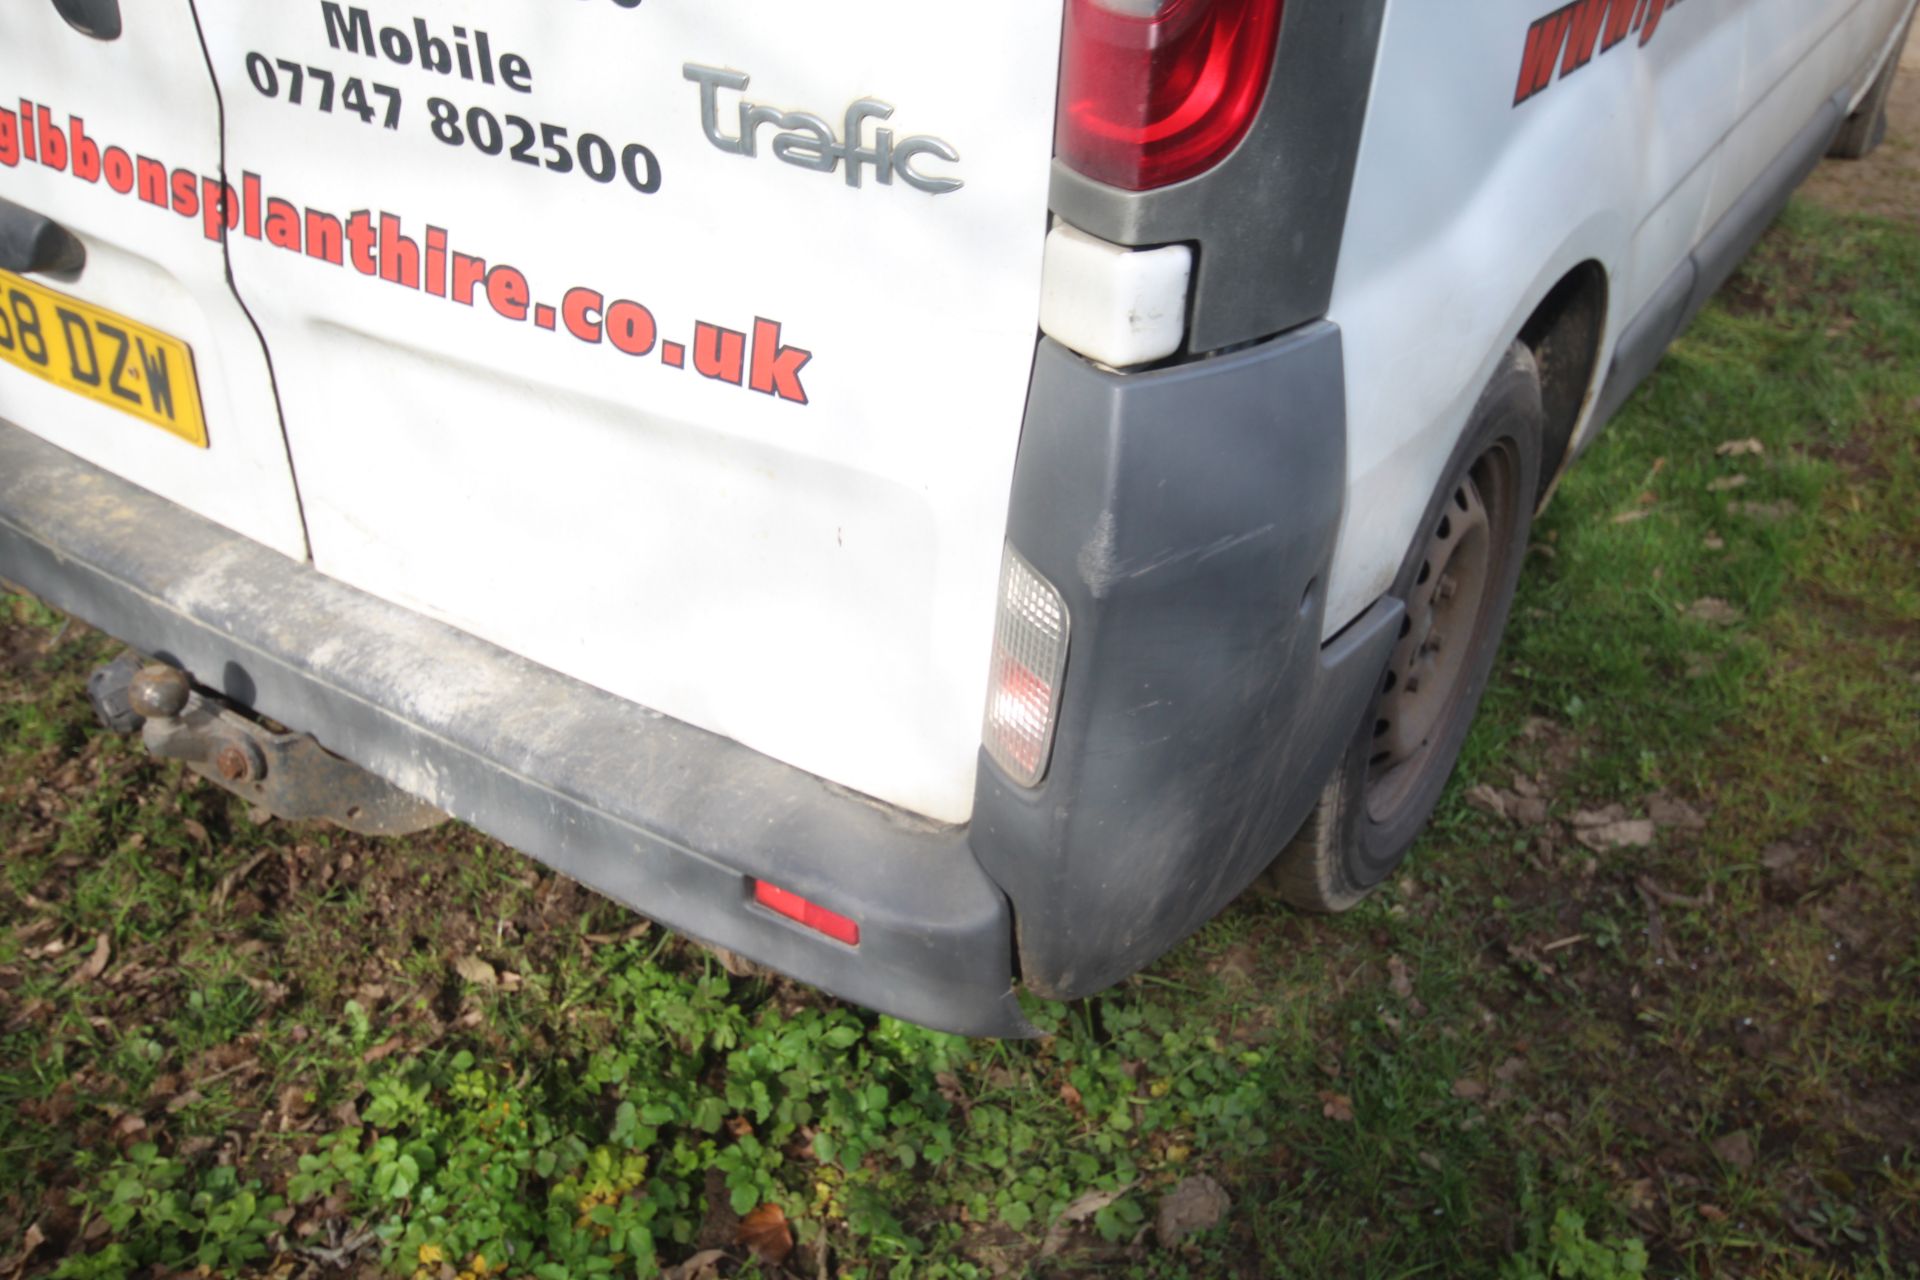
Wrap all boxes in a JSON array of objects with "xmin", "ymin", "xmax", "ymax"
[{"xmin": 982, "ymin": 547, "xmax": 1070, "ymax": 787}]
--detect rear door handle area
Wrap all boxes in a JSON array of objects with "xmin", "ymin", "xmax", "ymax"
[
  {"xmin": 52, "ymin": 0, "xmax": 122, "ymax": 40},
  {"xmin": 0, "ymin": 197, "xmax": 87, "ymax": 276}
]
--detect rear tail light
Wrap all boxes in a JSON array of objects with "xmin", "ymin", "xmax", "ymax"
[
  {"xmin": 753, "ymin": 880, "xmax": 860, "ymax": 946},
  {"xmin": 982, "ymin": 548, "xmax": 1070, "ymax": 787},
  {"xmin": 1056, "ymin": 0, "xmax": 1286, "ymax": 191}
]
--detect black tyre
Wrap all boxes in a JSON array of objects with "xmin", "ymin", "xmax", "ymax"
[
  {"xmin": 1830, "ymin": 11, "xmax": 1913, "ymax": 160},
  {"xmin": 1264, "ymin": 342, "xmax": 1543, "ymax": 912}
]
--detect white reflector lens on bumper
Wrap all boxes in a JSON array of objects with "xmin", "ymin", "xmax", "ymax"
[{"xmin": 983, "ymin": 547, "xmax": 1070, "ymax": 787}]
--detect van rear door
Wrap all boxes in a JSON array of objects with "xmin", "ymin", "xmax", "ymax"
[
  {"xmin": 193, "ymin": 2, "xmax": 1062, "ymax": 823},
  {"xmin": 0, "ymin": 3, "xmax": 307, "ymax": 559}
]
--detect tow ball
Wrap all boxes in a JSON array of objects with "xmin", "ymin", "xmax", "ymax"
[{"xmin": 86, "ymin": 652, "xmax": 447, "ymax": 837}]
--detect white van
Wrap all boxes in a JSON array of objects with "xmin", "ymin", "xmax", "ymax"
[{"xmin": 2, "ymin": 0, "xmax": 1912, "ymax": 1034}]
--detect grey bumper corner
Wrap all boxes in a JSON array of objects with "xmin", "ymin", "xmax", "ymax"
[{"xmin": 969, "ymin": 328, "xmax": 1398, "ymax": 999}]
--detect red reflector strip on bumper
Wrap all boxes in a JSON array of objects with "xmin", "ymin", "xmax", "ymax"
[{"xmin": 752, "ymin": 879, "xmax": 861, "ymax": 947}]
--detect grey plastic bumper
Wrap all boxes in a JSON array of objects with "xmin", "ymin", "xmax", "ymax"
[{"xmin": 0, "ymin": 420, "xmax": 1032, "ymax": 1038}]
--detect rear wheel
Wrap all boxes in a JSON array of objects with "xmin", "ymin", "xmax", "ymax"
[{"xmin": 1264, "ymin": 343, "xmax": 1543, "ymax": 912}]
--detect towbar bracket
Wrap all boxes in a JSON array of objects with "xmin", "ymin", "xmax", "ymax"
[{"xmin": 90, "ymin": 656, "xmax": 449, "ymax": 837}]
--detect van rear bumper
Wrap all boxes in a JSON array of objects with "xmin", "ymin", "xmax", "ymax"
[
  {"xmin": 0, "ymin": 418, "xmax": 1032, "ymax": 1037},
  {"xmin": 1, "ymin": 319, "xmax": 1396, "ymax": 1033}
]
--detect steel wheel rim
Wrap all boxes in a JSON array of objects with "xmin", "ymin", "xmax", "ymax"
[{"xmin": 1365, "ymin": 442, "xmax": 1520, "ymax": 824}]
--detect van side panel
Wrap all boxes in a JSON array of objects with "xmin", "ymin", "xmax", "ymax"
[
  {"xmin": 1718, "ymin": 0, "xmax": 1908, "ymax": 212},
  {"xmin": 1322, "ymin": 0, "xmax": 1903, "ymax": 638},
  {"xmin": 1323, "ymin": 0, "xmax": 1739, "ymax": 633}
]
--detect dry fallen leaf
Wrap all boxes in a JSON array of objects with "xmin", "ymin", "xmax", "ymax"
[
  {"xmin": 1156, "ymin": 1175, "xmax": 1230, "ymax": 1247},
  {"xmin": 706, "ymin": 946, "xmax": 761, "ymax": 979},
  {"xmin": 1387, "ymin": 955, "xmax": 1415, "ymax": 1001},
  {"xmin": 1683, "ymin": 597, "xmax": 1744, "ymax": 627},
  {"xmin": 1761, "ymin": 842, "xmax": 1804, "ymax": 873},
  {"xmin": 1729, "ymin": 499, "xmax": 1797, "ymax": 523},
  {"xmin": 1510, "ymin": 796, "xmax": 1550, "ymax": 827},
  {"xmin": 1575, "ymin": 819, "xmax": 1657, "ymax": 852},
  {"xmin": 62, "ymin": 933, "xmax": 110, "ymax": 989},
  {"xmin": 583, "ymin": 921, "xmax": 653, "ymax": 946},
  {"xmin": 211, "ymin": 849, "xmax": 273, "ymax": 911},
  {"xmin": 6, "ymin": 1222, "xmax": 47, "ymax": 1274},
  {"xmin": 1703, "ymin": 531, "xmax": 1726, "ymax": 551},
  {"xmin": 736, "ymin": 1202, "xmax": 794, "ymax": 1266},
  {"xmin": 934, "ymin": 1071, "xmax": 971, "ymax": 1114},
  {"xmin": 1451, "ymin": 1079, "xmax": 1488, "ymax": 1101},
  {"xmin": 1647, "ymin": 794, "xmax": 1708, "ymax": 830},
  {"xmin": 1041, "ymin": 1185, "xmax": 1137, "ymax": 1257},
  {"xmin": 1319, "ymin": 1091, "xmax": 1355, "ymax": 1123},
  {"xmin": 1716, "ymin": 438, "xmax": 1764, "ymax": 457},
  {"xmin": 1709, "ymin": 1131, "xmax": 1755, "ymax": 1169},
  {"xmin": 1059, "ymin": 1081, "xmax": 1083, "ymax": 1108},
  {"xmin": 278, "ymin": 1082, "xmax": 314, "ymax": 1124},
  {"xmin": 662, "ymin": 1248, "xmax": 729, "ymax": 1280},
  {"xmin": 1636, "ymin": 876, "xmax": 1711, "ymax": 909},
  {"xmin": 1464, "ymin": 785, "xmax": 1508, "ymax": 819},
  {"xmin": 453, "ymin": 954, "xmax": 498, "ymax": 987},
  {"xmin": 1705, "ymin": 474, "xmax": 1749, "ymax": 492},
  {"xmin": 361, "ymin": 1037, "xmax": 406, "ymax": 1065}
]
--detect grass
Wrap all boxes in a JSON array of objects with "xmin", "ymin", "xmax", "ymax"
[{"xmin": 1, "ymin": 197, "xmax": 1917, "ymax": 1279}]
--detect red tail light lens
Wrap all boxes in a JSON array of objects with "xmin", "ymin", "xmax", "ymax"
[{"xmin": 1056, "ymin": 0, "xmax": 1285, "ymax": 191}]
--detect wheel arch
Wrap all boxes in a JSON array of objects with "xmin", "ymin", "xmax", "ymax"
[{"xmin": 1517, "ymin": 259, "xmax": 1610, "ymax": 505}]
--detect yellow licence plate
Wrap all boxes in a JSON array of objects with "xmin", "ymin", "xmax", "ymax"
[{"xmin": 0, "ymin": 269, "xmax": 208, "ymax": 448}]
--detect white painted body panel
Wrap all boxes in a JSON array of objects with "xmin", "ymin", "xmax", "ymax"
[
  {"xmin": 1720, "ymin": 0, "xmax": 1906, "ymax": 213},
  {"xmin": 1323, "ymin": 0, "xmax": 1910, "ymax": 638},
  {"xmin": 186, "ymin": 2, "xmax": 1063, "ymax": 823},
  {"xmin": 0, "ymin": 5, "xmax": 307, "ymax": 559}
]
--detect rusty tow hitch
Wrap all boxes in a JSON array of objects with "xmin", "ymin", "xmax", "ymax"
[{"xmin": 87, "ymin": 652, "xmax": 447, "ymax": 837}]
